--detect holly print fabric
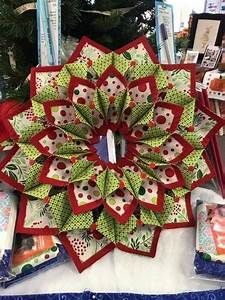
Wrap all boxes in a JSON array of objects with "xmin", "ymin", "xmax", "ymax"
[{"xmin": 0, "ymin": 36, "xmax": 224, "ymax": 272}]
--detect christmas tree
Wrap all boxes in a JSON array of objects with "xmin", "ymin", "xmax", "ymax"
[{"xmin": 0, "ymin": 0, "xmax": 159, "ymax": 101}]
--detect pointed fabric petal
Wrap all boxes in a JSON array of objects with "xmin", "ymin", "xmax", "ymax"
[
  {"xmin": 181, "ymin": 152, "xmax": 216, "ymax": 190},
  {"xmin": 104, "ymin": 188, "xmax": 137, "ymax": 224},
  {"xmin": 117, "ymin": 225, "xmax": 161, "ymax": 257},
  {"xmin": 68, "ymin": 76, "xmax": 96, "ymax": 105},
  {"xmin": 138, "ymin": 180, "xmax": 164, "ymax": 212},
  {"xmin": 96, "ymin": 66, "xmax": 127, "ymax": 97},
  {"xmin": 59, "ymin": 123, "xmax": 94, "ymax": 141},
  {"xmin": 16, "ymin": 195, "xmax": 58, "ymax": 235},
  {"xmin": 0, "ymin": 145, "xmax": 31, "ymax": 191},
  {"xmin": 193, "ymin": 104, "xmax": 225, "ymax": 147},
  {"xmin": 161, "ymin": 64, "xmax": 196, "ymax": 97},
  {"xmin": 153, "ymin": 102, "xmax": 183, "ymax": 133},
  {"xmin": 30, "ymin": 65, "xmax": 62, "ymax": 97},
  {"xmin": 154, "ymin": 165, "xmax": 184, "ymax": 189},
  {"xmin": 39, "ymin": 157, "xmax": 73, "ymax": 186},
  {"xmin": 68, "ymin": 180, "xmax": 102, "ymax": 214},
  {"xmin": 7, "ymin": 102, "xmax": 36, "ymax": 139},
  {"xmin": 129, "ymin": 76, "xmax": 158, "ymax": 104},
  {"xmin": 159, "ymin": 133, "xmax": 193, "ymax": 164},
  {"xmin": 164, "ymin": 193, "xmax": 195, "ymax": 228},
  {"xmin": 44, "ymin": 100, "xmax": 76, "ymax": 125},
  {"xmin": 115, "ymin": 35, "xmax": 159, "ymax": 64},
  {"xmin": 68, "ymin": 35, "xmax": 111, "ymax": 64},
  {"xmin": 31, "ymin": 127, "xmax": 68, "ymax": 156},
  {"xmin": 59, "ymin": 230, "xmax": 114, "ymax": 273}
]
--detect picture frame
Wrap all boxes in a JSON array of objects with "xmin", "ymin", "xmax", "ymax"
[
  {"xmin": 201, "ymin": 45, "xmax": 222, "ymax": 68},
  {"xmin": 184, "ymin": 50, "xmax": 199, "ymax": 64},
  {"xmin": 188, "ymin": 13, "xmax": 225, "ymax": 56}
]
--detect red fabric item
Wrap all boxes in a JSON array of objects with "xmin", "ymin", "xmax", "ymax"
[{"xmin": 0, "ymin": 100, "xmax": 24, "ymax": 142}]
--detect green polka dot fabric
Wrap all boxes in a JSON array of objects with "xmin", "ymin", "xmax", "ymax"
[
  {"xmin": 62, "ymin": 211, "xmax": 93, "ymax": 232},
  {"xmin": 94, "ymin": 89, "xmax": 110, "ymax": 118},
  {"xmin": 32, "ymin": 85, "xmax": 59, "ymax": 103},
  {"xmin": 97, "ymin": 211, "xmax": 116, "ymax": 242},
  {"xmin": 97, "ymin": 169, "xmax": 119, "ymax": 198},
  {"xmin": 123, "ymin": 169, "xmax": 142, "ymax": 198},
  {"xmin": 25, "ymin": 184, "xmax": 51, "ymax": 199},
  {"xmin": 49, "ymin": 192, "xmax": 72, "ymax": 230},
  {"xmin": 24, "ymin": 163, "xmax": 43, "ymax": 190},
  {"xmin": 164, "ymin": 88, "xmax": 195, "ymax": 128},
  {"xmin": 1, "ymin": 35, "xmax": 224, "ymax": 271},
  {"xmin": 130, "ymin": 103, "xmax": 154, "ymax": 127},
  {"xmin": 18, "ymin": 143, "xmax": 40, "ymax": 160},
  {"xmin": 113, "ymin": 53, "xmax": 130, "ymax": 75},
  {"xmin": 140, "ymin": 195, "xmax": 174, "ymax": 226},
  {"xmin": 74, "ymin": 104, "xmax": 93, "ymax": 126},
  {"xmin": 19, "ymin": 123, "xmax": 43, "ymax": 143},
  {"xmin": 92, "ymin": 53, "xmax": 113, "ymax": 76},
  {"xmin": 70, "ymin": 160, "xmax": 94, "ymax": 182},
  {"xmin": 115, "ymin": 215, "xmax": 137, "ymax": 242},
  {"xmin": 115, "ymin": 90, "xmax": 130, "ymax": 117}
]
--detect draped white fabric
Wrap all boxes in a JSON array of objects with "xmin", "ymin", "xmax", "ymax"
[{"xmin": 1, "ymin": 187, "xmax": 225, "ymax": 296}]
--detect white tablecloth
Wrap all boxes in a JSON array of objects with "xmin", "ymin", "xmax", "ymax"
[{"xmin": 1, "ymin": 187, "xmax": 225, "ymax": 296}]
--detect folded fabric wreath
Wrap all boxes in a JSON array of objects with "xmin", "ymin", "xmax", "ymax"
[{"xmin": 0, "ymin": 36, "xmax": 224, "ymax": 272}]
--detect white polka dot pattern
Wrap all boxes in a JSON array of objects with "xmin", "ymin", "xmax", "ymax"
[
  {"xmin": 39, "ymin": 128, "xmax": 68, "ymax": 154},
  {"xmin": 50, "ymin": 104, "xmax": 76, "ymax": 125},
  {"xmin": 47, "ymin": 157, "xmax": 72, "ymax": 182},
  {"xmin": 160, "ymin": 136, "xmax": 183, "ymax": 162},
  {"xmin": 106, "ymin": 188, "xmax": 134, "ymax": 216},
  {"xmin": 154, "ymin": 106, "xmax": 175, "ymax": 131},
  {"xmin": 99, "ymin": 75, "xmax": 125, "ymax": 97},
  {"xmin": 72, "ymin": 84, "xmax": 95, "ymax": 105}
]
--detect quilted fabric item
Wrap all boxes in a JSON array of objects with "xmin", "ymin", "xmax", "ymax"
[{"xmin": 0, "ymin": 36, "xmax": 224, "ymax": 272}]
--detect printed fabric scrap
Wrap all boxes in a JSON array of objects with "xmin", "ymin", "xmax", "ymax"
[
  {"xmin": 0, "ymin": 36, "xmax": 224, "ymax": 272},
  {"xmin": 1, "ymin": 234, "xmax": 68, "ymax": 288},
  {"xmin": 195, "ymin": 201, "xmax": 225, "ymax": 278},
  {"xmin": 0, "ymin": 186, "xmax": 18, "ymax": 281}
]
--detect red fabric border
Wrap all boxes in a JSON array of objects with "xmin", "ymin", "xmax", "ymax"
[
  {"xmin": 96, "ymin": 65, "xmax": 128, "ymax": 88},
  {"xmin": 115, "ymin": 35, "xmax": 159, "ymax": 64},
  {"xmin": 68, "ymin": 36, "xmax": 111, "ymax": 64},
  {"xmin": 67, "ymin": 183, "xmax": 103, "ymax": 215},
  {"xmin": 129, "ymin": 75, "xmax": 158, "ymax": 103},
  {"xmin": 103, "ymin": 198, "xmax": 137, "ymax": 224},
  {"xmin": 0, "ymin": 145, "xmax": 25, "ymax": 191},
  {"xmin": 43, "ymin": 99, "xmax": 75, "ymax": 125},
  {"xmin": 59, "ymin": 231, "xmax": 115, "ymax": 273},
  {"xmin": 138, "ymin": 182, "xmax": 164, "ymax": 213},
  {"xmin": 154, "ymin": 101, "xmax": 184, "ymax": 133},
  {"xmin": 197, "ymin": 103, "xmax": 225, "ymax": 147},
  {"xmin": 161, "ymin": 63, "xmax": 196, "ymax": 97},
  {"xmin": 191, "ymin": 152, "xmax": 216, "ymax": 190},
  {"xmin": 30, "ymin": 65, "xmax": 62, "ymax": 98},
  {"xmin": 16, "ymin": 194, "xmax": 59, "ymax": 235},
  {"xmin": 164, "ymin": 193, "xmax": 195, "ymax": 229},
  {"xmin": 39, "ymin": 157, "xmax": 71, "ymax": 187},
  {"xmin": 67, "ymin": 76, "xmax": 96, "ymax": 101},
  {"xmin": 117, "ymin": 227, "xmax": 161, "ymax": 257}
]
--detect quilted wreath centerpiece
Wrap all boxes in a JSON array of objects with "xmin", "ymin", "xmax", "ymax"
[{"xmin": 0, "ymin": 36, "xmax": 224, "ymax": 272}]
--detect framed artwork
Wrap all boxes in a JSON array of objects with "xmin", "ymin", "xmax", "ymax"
[
  {"xmin": 201, "ymin": 45, "xmax": 222, "ymax": 68},
  {"xmin": 189, "ymin": 13, "xmax": 225, "ymax": 55},
  {"xmin": 184, "ymin": 50, "xmax": 199, "ymax": 64}
]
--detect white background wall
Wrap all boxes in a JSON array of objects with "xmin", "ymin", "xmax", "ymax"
[{"xmin": 166, "ymin": 0, "xmax": 205, "ymax": 31}]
